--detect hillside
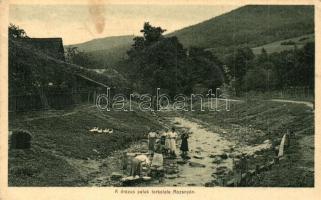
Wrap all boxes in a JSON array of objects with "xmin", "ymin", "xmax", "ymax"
[
  {"xmin": 170, "ymin": 5, "xmax": 314, "ymax": 57},
  {"xmin": 65, "ymin": 35, "xmax": 134, "ymax": 52},
  {"xmin": 251, "ymin": 33, "xmax": 314, "ymax": 54},
  {"xmin": 86, "ymin": 44, "xmax": 130, "ymax": 68},
  {"xmin": 66, "ymin": 5, "xmax": 314, "ymax": 67},
  {"xmin": 65, "ymin": 36, "xmax": 133, "ymax": 69}
]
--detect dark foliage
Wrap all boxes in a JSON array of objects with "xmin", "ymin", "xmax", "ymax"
[
  {"xmin": 126, "ymin": 23, "xmax": 224, "ymax": 96},
  {"xmin": 9, "ymin": 23, "xmax": 29, "ymax": 39}
]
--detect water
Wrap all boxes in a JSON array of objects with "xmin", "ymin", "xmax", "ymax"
[
  {"xmin": 87, "ymin": 117, "xmax": 272, "ymax": 186},
  {"xmin": 152, "ymin": 117, "xmax": 235, "ymax": 186},
  {"xmin": 152, "ymin": 117, "xmax": 272, "ymax": 186}
]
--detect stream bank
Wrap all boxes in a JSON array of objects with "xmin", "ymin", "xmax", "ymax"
[{"xmin": 85, "ymin": 117, "xmax": 273, "ymax": 186}]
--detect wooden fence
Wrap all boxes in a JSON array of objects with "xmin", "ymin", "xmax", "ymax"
[{"xmin": 276, "ymin": 86, "xmax": 313, "ymax": 99}]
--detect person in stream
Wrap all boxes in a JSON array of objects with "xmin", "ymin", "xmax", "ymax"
[
  {"xmin": 130, "ymin": 154, "xmax": 151, "ymax": 177},
  {"xmin": 160, "ymin": 129, "xmax": 166, "ymax": 146},
  {"xmin": 180, "ymin": 131, "xmax": 189, "ymax": 158},
  {"xmin": 164, "ymin": 128, "xmax": 171, "ymax": 155},
  {"xmin": 150, "ymin": 139, "xmax": 165, "ymax": 178},
  {"xmin": 168, "ymin": 127, "xmax": 178, "ymax": 158},
  {"xmin": 148, "ymin": 129, "xmax": 157, "ymax": 155}
]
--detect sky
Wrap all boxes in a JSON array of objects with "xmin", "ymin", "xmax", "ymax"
[{"xmin": 9, "ymin": 4, "xmax": 239, "ymax": 45}]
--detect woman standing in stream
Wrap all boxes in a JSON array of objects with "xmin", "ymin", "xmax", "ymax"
[
  {"xmin": 180, "ymin": 131, "xmax": 189, "ymax": 158},
  {"xmin": 168, "ymin": 127, "xmax": 178, "ymax": 157}
]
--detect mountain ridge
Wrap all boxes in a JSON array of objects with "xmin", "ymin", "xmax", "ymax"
[
  {"xmin": 65, "ymin": 35, "xmax": 134, "ymax": 52},
  {"xmin": 66, "ymin": 5, "xmax": 314, "ymax": 66}
]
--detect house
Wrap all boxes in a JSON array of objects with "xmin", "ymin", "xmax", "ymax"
[
  {"xmin": 16, "ymin": 37, "xmax": 65, "ymax": 61},
  {"xmin": 9, "ymin": 37, "xmax": 110, "ymax": 111}
]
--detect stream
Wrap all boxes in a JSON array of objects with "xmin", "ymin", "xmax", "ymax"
[
  {"xmin": 83, "ymin": 117, "xmax": 272, "ymax": 186},
  {"xmin": 152, "ymin": 117, "xmax": 236, "ymax": 186}
]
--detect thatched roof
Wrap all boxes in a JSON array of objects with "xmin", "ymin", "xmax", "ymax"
[{"xmin": 17, "ymin": 38, "xmax": 65, "ymax": 61}]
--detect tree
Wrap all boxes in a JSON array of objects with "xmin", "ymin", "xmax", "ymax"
[
  {"xmin": 65, "ymin": 47, "xmax": 79, "ymax": 63},
  {"xmin": 131, "ymin": 36, "xmax": 187, "ymax": 96},
  {"xmin": 65, "ymin": 46, "xmax": 98, "ymax": 68},
  {"xmin": 127, "ymin": 23, "xmax": 176, "ymax": 95},
  {"xmin": 128, "ymin": 22, "xmax": 166, "ymax": 57},
  {"xmin": 243, "ymin": 66, "xmax": 277, "ymax": 92},
  {"xmin": 127, "ymin": 22, "xmax": 225, "ymax": 96},
  {"xmin": 300, "ymin": 42, "xmax": 314, "ymax": 88},
  {"xmin": 140, "ymin": 22, "xmax": 166, "ymax": 45},
  {"xmin": 186, "ymin": 47, "xmax": 224, "ymax": 93},
  {"xmin": 226, "ymin": 47, "xmax": 254, "ymax": 95},
  {"xmin": 257, "ymin": 48, "xmax": 268, "ymax": 64},
  {"xmin": 9, "ymin": 23, "xmax": 29, "ymax": 39}
]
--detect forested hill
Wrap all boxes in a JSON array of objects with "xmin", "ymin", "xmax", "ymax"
[
  {"xmin": 168, "ymin": 5, "xmax": 314, "ymax": 56},
  {"xmin": 65, "ymin": 35, "xmax": 134, "ymax": 52},
  {"xmin": 66, "ymin": 5, "xmax": 314, "ymax": 68}
]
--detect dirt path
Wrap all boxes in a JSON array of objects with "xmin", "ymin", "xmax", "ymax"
[{"xmin": 270, "ymin": 99, "xmax": 313, "ymax": 108}]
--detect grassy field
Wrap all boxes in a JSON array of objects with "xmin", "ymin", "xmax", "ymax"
[
  {"xmin": 251, "ymin": 33, "xmax": 314, "ymax": 55},
  {"xmin": 182, "ymin": 99, "xmax": 314, "ymax": 186},
  {"xmin": 9, "ymin": 103, "xmax": 163, "ymax": 186}
]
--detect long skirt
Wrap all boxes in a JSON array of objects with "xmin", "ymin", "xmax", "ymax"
[
  {"xmin": 169, "ymin": 139, "xmax": 177, "ymax": 153},
  {"xmin": 165, "ymin": 138, "xmax": 171, "ymax": 150},
  {"xmin": 160, "ymin": 136, "xmax": 166, "ymax": 145},
  {"xmin": 180, "ymin": 138, "xmax": 189, "ymax": 151},
  {"xmin": 151, "ymin": 153, "xmax": 164, "ymax": 169}
]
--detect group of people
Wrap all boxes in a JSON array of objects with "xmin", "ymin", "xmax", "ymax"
[
  {"xmin": 127, "ymin": 127, "xmax": 190, "ymax": 178},
  {"xmin": 148, "ymin": 127, "xmax": 190, "ymax": 158}
]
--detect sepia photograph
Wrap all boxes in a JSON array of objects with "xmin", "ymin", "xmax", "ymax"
[{"xmin": 3, "ymin": 0, "xmax": 317, "ymax": 192}]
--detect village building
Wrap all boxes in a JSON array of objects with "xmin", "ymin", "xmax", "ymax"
[
  {"xmin": 9, "ymin": 37, "xmax": 110, "ymax": 111},
  {"xmin": 16, "ymin": 37, "xmax": 65, "ymax": 61}
]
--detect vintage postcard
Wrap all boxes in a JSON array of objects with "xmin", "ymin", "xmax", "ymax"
[{"xmin": 0, "ymin": 0, "xmax": 320, "ymax": 199}]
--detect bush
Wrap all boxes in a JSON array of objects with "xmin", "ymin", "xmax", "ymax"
[{"xmin": 9, "ymin": 129, "xmax": 32, "ymax": 149}]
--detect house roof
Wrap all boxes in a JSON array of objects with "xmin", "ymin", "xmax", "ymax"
[
  {"xmin": 76, "ymin": 74, "xmax": 109, "ymax": 88},
  {"xmin": 17, "ymin": 38, "xmax": 65, "ymax": 61}
]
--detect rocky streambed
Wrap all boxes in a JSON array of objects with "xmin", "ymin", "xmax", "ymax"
[{"xmin": 86, "ymin": 117, "xmax": 273, "ymax": 187}]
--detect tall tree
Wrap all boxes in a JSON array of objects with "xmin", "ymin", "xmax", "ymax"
[
  {"xmin": 187, "ymin": 47, "xmax": 224, "ymax": 92},
  {"xmin": 127, "ymin": 22, "xmax": 224, "ymax": 96},
  {"xmin": 9, "ymin": 23, "xmax": 29, "ymax": 39},
  {"xmin": 226, "ymin": 47, "xmax": 254, "ymax": 95}
]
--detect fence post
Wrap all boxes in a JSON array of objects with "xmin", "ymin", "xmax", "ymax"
[{"xmin": 93, "ymin": 91, "xmax": 96, "ymax": 105}]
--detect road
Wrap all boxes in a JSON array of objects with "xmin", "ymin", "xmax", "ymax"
[{"xmin": 270, "ymin": 99, "xmax": 313, "ymax": 108}]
